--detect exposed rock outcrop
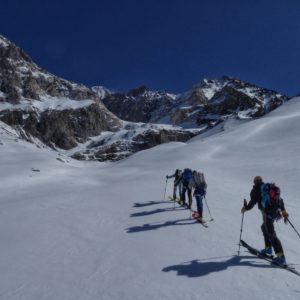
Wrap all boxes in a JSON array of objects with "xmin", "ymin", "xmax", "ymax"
[
  {"xmin": 71, "ymin": 123, "xmax": 201, "ymax": 161},
  {"xmin": 102, "ymin": 86, "xmax": 177, "ymax": 123},
  {"xmin": 101, "ymin": 76, "xmax": 289, "ymax": 128}
]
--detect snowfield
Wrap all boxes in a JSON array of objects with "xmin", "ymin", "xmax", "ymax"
[{"xmin": 1, "ymin": 97, "xmax": 300, "ymax": 300}]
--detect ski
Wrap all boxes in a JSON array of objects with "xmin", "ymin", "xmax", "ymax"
[
  {"xmin": 195, "ymin": 219, "xmax": 208, "ymax": 227},
  {"xmin": 191, "ymin": 211, "xmax": 208, "ymax": 227},
  {"xmin": 240, "ymin": 240, "xmax": 300, "ymax": 276},
  {"xmin": 172, "ymin": 197, "xmax": 190, "ymax": 208}
]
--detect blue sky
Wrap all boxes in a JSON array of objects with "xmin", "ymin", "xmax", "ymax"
[{"xmin": 1, "ymin": 0, "xmax": 300, "ymax": 95}]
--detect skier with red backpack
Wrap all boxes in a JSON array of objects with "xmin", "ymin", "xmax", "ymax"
[{"xmin": 241, "ymin": 176, "xmax": 289, "ymax": 264}]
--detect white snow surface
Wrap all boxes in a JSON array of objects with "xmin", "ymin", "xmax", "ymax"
[
  {"xmin": 0, "ymin": 96, "xmax": 95, "ymax": 112},
  {"xmin": 1, "ymin": 97, "xmax": 300, "ymax": 299}
]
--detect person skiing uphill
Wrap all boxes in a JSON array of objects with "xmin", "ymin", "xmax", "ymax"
[
  {"xmin": 166, "ymin": 169, "xmax": 182, "ymax": 200},
  {"xmin": 241, "ymin": 176, "xmax": 289, "ymax": 264},
  {"xmin": 178, "ymin": 168, "xmax": 193, "ymax": 208},
  {"xmin": 190, "ymin": 170, "xmax": 207, "ymax": 222}
]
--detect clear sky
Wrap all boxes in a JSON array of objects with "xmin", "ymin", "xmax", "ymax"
[{"xmin": 1, "ymin": 0, "xmax": 300, "ymax": 96}]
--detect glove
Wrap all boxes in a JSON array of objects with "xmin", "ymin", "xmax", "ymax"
[
  {"xmin": 241, "ymin": 207, "xmax": 247, "ymax": 214},
  {"xmin": 281, "ymin": 210, "xmax": 289, "ymax": 223}
]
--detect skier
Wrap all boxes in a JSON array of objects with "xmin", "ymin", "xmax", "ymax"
[
  {"xmin": 241, "ymin": 176, "xmax": 289, "ymax": 264},
  {"xmin": 166, "ymin": 169, "xmax": 182, "ymax": 200},
  {"xmin": 190, "ymin": 170, "xmax": 207, "ymax": 222},
  {"xmin": 178, "ymin": 168, "xmax": 193, "ymax": 209}
]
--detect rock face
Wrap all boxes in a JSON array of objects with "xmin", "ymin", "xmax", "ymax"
[
  {"xmin": 0, "ymin": 37, "xmax": 99, "ymax": 103},
  {"xmin": 178, "ymin": 76, "xmax": 289, "ymax": 126},
  {"xmin": 102, "ymin": 85, "xmax": 177, "ymax": 123},
  {"xmin": 0, "ymin": 103, "xmax": 120, "ymax": 149},
  {"xmin": 0, "ymin": 35, "xmax": 122, "ymax": 149},
  {"xmin": 71, "ymin": 123, "xmax": 201, "ymax": 161},
  {"xmin": 101, "ymin": 76, "xmax": 289, "ymax": 128}
]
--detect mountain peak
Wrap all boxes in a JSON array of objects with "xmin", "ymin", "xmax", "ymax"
[
  {"xmin": 127, "ymin": 85, "xmax": 148, "ymax": 97},
  {"xmin": 0, "ymin": 35, "xmax": 10, "ymax": 48},
  {"xmin": 0, "ymin": 35, "xmax": 32, "ymax": 64}
]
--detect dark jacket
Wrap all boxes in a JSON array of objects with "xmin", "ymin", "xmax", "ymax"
[
  {"xmin": 246, "ymin": 182, "xmax": 285, "ymax": 214},
  {"xmin": 168, "ymin": 169, "xmax": 182, "ymax": 183}
]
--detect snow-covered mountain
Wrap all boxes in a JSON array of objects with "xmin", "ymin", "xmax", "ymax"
[
  {"xmin": 101, "ymin": 76, "xmax": 289, "ymax": 128},
  {"xmin": 1, "ymin": 95, "xmax": 300, "ymax": 300},
  {"xmin": 0, "ymin": 35, "xmax": 202, "ymax": 160},
  {"xmin": 0, "ymin": 34, "xmax": 121, "ymax": 149},
  {"xmin": 0, "ymin": 34, "xmax": 292, "ymax": 162}
]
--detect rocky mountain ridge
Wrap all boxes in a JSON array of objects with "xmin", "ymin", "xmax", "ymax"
[
  {"xmin": 101, "ymin": 76, "xmax": 289, "ymax": 129},
  {"xmin": 0, "ymin": 35, "xmax": 201, "ymax": 160}
]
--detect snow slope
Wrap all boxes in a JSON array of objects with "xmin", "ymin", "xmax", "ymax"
[{"xmin": 1, "ymin": 97, "xmax": 300, "ymax": 300}]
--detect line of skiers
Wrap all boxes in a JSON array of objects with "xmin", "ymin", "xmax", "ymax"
[
  {"xmin": 166, "ymin": 168, "xmax": 207, "ymax": 223},
  {"xmin": 166, "ymin": 170, "xmax": 290, "ymax": 265}
]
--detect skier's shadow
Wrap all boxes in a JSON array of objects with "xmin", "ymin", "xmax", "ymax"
[
  {"xmin": 133, "ymin": 200, "xmax": 170, "ymax": 208},
  {"xmin": 126, "ymin": 218, "xmax": 194, "ymax": 233},
  {"xmin": 162, "ymin": 255, "xmax": 274, "ymax": 277},
  {"xmin": 130, "ymin": 207, "xmax": 185, "ymax": 217}
]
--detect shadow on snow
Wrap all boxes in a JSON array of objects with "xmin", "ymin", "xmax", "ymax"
[
  {"xmin": 162, "ymin": 255, "xmax": 276, "ymax": 277},
  {"xmin": 126, "ymin": 218, "xmax": 194, "ymax": 233},
  {"xmin": 133, "ymin": 200, "xmax": 171, "ymax": 208},
  {"xmin": 130, "ymin": 207, "xmax": 185, "ymax": 217}
]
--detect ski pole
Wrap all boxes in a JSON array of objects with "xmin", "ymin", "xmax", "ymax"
[
  {"xmin": 287, "ymin": 219, "xmax": 300, "ymax": 239},
  {"xmin": 173, "ymin": 195, "xmax": 176, "ymax": 209},
  {"xmin": 238, "ymin": 199, "xmax": 247, "ymax": 256},
  {"xmin": 173, "ymin": 183, "xmax": 177, "ymax": 210},
  {"xmin": 204, "ymin": 196, "xmax": 214, "ymax": 221},
  {"xmin": 189, "ymin": 196, "xmax": 193, "ymax": 219},
  {"xmin": 163, "ymin": 178, "xmax": 168, "ymax": 201}
]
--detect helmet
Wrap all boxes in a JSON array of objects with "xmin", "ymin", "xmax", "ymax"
[{"xmin": 253, "ymin": 176, "xmax": 263, "ymax": 184}]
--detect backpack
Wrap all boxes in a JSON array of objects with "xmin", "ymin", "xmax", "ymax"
[
  {"xmin": 260, "ymin": 183, "xmax": 282, "ymax": 209},
  {"xmin": 193, "ymin": 172, "xmax": 207, "ymax": 189},
  {"xmin": 182, "ymin": 168, "xmax": 192, "ymax": 186}
]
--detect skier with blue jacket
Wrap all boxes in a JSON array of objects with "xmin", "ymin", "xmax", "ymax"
[{"xmin": 241, "ymin": 176, "xmax": 289, "ymax": 264}]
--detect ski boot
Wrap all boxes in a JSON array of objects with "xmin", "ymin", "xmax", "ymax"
[
  {"xmin": 273, "ymin": 253, "xmax": 286, "ymax": 265},
  {"xmin": 260, "ymin": 247, "xmax": 273, "ymax": 257}
]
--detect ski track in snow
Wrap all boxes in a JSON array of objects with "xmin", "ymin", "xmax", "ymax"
[{"xmin": 1, "ymin": 98, "xmax": 300, "ymax": 299}]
